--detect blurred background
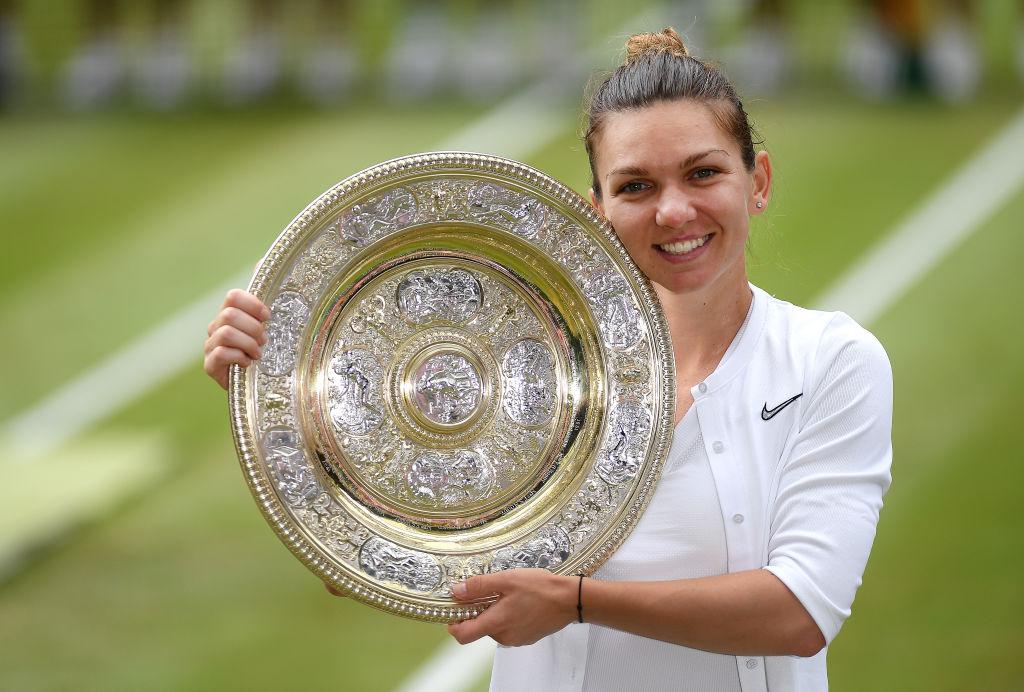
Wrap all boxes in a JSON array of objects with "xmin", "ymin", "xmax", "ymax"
[{"xmin": 0, "ymin": 0, "xmax": 1021, "ymax": 690}]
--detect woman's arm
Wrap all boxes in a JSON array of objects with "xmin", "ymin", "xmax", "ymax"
[{"xmin": 447, "ymin": 567, "xmax": 825, "ymax": 656}]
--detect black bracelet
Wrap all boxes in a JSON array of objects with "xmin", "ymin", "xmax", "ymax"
[{"xmin": 577, "ymin": 574, "xmax": 584, "ymax": 623}]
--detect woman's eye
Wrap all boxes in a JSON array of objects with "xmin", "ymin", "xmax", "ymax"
[
  {"xmin": 619, "ymin": 181, "xmax": 648, "ymax": 193},
  {"xmin": 692, "ymin": 167, "xmax": 717, "ymax": 180}
]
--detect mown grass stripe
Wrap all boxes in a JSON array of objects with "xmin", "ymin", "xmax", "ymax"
[{"xmin": 814, "ymin": 106, "xmax": 1024, "ymax": 323}]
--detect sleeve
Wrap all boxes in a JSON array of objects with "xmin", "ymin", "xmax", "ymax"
[{"xmin": 762, "ymin": 313, "xmax": 893, "ymax": 645}]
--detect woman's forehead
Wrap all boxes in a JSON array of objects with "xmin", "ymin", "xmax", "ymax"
[{"xmin": 596, "ymin": 100, "xmax": 737, "ymax": 165}]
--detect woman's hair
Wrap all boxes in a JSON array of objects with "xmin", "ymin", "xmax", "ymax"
[{"xmin": 584, "ymin": 27, "xmax": 758, "ymax": 198}]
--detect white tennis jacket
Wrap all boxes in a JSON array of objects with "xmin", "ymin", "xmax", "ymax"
[
  {"xmin": 688, "ymin": 283, "xmax": 893, "ymax": 690},
  {"xmin": 491, "ymin": 284, "xmax": 894, "ymax": 691}
]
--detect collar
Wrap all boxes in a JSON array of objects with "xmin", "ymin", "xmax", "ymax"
[{"xmin": 689, "ymin": 283, "xmax": 768, "ymax": 398}]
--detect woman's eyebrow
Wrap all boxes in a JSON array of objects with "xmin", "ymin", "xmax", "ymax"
[
  {"xmin": 681, "ymin": 149, "xmax": 729, "ymax": 168},
  {"xmin": 606, "ymin": 165, "xmax": 648, "ymax": 180}
]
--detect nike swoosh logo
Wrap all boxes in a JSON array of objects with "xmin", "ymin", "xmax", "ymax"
[{"xmin": 761, "ymin": 393, "xmax": 803, "ymax": 421}]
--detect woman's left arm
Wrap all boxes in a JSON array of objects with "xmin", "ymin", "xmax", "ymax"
[
  {"xmin": 450, "ymin": 313, "xmax": 892, "ymax": 657},
  {"xmin": 448, "ymin": 567, "xmax": 825, "ymax": 656}
]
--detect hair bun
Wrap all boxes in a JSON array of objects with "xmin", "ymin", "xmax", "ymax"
[{"xmin": 624, "ymin": 27, "xmax": 690, "ymax": 64}]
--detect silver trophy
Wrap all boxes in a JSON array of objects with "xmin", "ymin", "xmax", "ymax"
[{"xmin": 230, "ymin": 153, "xmax": 675, "ymax": 622}]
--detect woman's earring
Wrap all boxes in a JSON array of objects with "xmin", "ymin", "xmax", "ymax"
[{"xmin": 755, "ymin": 201, "xmax": 764, "ymax": 209}]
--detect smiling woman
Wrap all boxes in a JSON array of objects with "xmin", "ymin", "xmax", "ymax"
[{"xmin": 202, "ymin": 26, "xmax": 894, "ymax": 692}]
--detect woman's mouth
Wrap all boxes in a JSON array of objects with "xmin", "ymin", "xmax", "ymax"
[{"xmin": 657, "ymin": 234, "xmax": 712, "ymax": 255}]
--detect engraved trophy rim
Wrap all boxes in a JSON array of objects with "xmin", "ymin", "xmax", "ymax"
[{"xmin": 229, "ymin": 151, "xmax": 676, "ymax": 623}]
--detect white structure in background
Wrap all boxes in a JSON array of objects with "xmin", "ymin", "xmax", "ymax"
[
  {"xmin": 135, "ymin": 24, "xmax": 193, "ymax": 110},
  {"xmin": 727, "ymin": 19, "xmax": 790, "ymax": 95},
  {"xmin": 922, "ymin": 15, "xmax": 980, "ymax": 103},
  {"xmin": 451, "ymin": 6, "xmax": 524, "ymax": 101},
  {"xmin": 298, "ymin": 38, "xmax": 356, "ymax": 105},
  {"xmin": 61, "ymin": 32, "xmax": 127, "ymax": 110},
  {"xmin": 386, "ymin": 6, "xmax": 453, "ymax": 101},
  {"xmin": 222, "ymin": 28, "xmax": 283, "ymax": 104},
  {"xmin": 841, "ymin": 17, "xmax": 903, "ymax": 100},
  {"xmin": 0, "ymin": 9, "xmax": 32, "ymax": 107}
]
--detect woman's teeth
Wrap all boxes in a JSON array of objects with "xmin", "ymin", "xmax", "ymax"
[{"xmin": 659, "ymin": 235, "xmax": 710, "ymax": 255}]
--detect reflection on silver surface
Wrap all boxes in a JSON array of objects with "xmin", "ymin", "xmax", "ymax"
[
  {"xmin": 406, "ymin": 450, "xmax": 495, "ymax": 506},
  {"xmin": 259, "ymin": 292, "xmax": 310, "ymax": 376},
  {"xmin": 358, "ymin": 536, "xmax": 442, "ymax": 592},
  {"xmin": 467, "ymin": 182, "xmax": 547, "ymax": 238},
  {"xmin": 491, "ymin": 525, "xmax": 571, "ymax": 570},
  {"xmin": 502, "ymin": 339, "xmax": 557, "ymax": 426},
  {"xmin": 327, "ymin": 349, "xmax": 385, "ymax": 435},
  {"xmin": 597, "ymin": 400, "xmax": 652, "ymax": 485},
  {"xmin": 411, "ymin": 352, "xmax": 482, "ymax": 425},
  {"xmin": 397, "ymin": 268, "xmax": 483, "ymax": 324},
  {"xmin": 339, "ymin": 187, "xmax": 417, "ymax": 246}
]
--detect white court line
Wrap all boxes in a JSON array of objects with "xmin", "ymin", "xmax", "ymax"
[
  {"xmin": 394, "ymin": 638, "xmax": 497, "ymax": 692},
  {"xmin": 813, "ymin": 106, "xmax": 1024, "ymax": 321},
  {"xmin": 397, "ymin": 106, "xmax": 1024, "ymax": 692},
  {"xmin": 1, "ymin": 270, "xmax": 250, "ymax": 460},
  {"xmin": 0, "ymin": 79, "xmax": 581, "ymax": 461}
]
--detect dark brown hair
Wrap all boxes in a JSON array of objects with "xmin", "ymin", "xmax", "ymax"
[{"xmin": 584, "ymin": 28, "xmax": 759, "ymax": 198}]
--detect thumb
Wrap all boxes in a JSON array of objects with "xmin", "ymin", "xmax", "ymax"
[{"xmin": 452, "ymin": 573, "xmax": 507, "ymax": 601}]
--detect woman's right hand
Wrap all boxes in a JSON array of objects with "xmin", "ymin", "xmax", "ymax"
[{"xmin": 204, "ymin": 289, "xmax": 271, "ymax": 390}]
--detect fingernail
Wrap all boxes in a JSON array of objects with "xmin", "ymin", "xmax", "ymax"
[{"xmin": 453, "ymin": 582, "xmax": 467, "ymax": 598}]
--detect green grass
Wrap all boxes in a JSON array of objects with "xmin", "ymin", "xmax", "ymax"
[{"xmin": 1, "ymin": 97, "xmax": 1022, "ymax": 690}]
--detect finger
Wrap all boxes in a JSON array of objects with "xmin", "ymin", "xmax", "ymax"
[
  {"xmin": 208, "ymin": 306, "xmax": 268, "ymax": 344},
  {"xmin": 447, "ymin": 617, "xmax": 489, "ymax": 645},
  {"xmin": 204, "ymin": 346, "xmax": 252, "ymax": 389},
  {"xmin": 207, "ymin": 325, "xmax": 262, "ymax": 360},
  {"xmin": 447, "ymin": 602, "xmax": 505, "ymax": 645},
  {"xmin": 323, "ymin": 582, "xmax": 348, "ymax": 598},
  {"xmin": 452, "ymin": 573, "xmax": 508, "ymax": 602},
  {"xmin": 222, "ymin": 289, "xmax": 271, "ymax": 322}
]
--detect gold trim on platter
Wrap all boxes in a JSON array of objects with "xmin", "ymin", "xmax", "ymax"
[{"xmin": 229, "ymin": 152, "xmax": 675, "ymax": 622}]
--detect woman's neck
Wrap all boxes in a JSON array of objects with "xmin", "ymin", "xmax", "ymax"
[{"xmin": 654, "ymin": 275, "xmax": 753, "ymax": 381}]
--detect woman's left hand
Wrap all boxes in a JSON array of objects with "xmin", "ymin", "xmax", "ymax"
[{"xmin": 447, "ymin": 569, "xmax": 578, "ymax": 647}]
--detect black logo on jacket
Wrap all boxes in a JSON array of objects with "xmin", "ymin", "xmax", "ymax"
[{"xmin": 761, "ymin": 393, "xmax": 803, "ymax": 421}]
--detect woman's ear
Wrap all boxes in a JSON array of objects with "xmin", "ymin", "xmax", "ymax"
[
  {"xmin": 588, "ymin": 188, "xmax": 605, "ymax": 217},
  {"xmin": 751, "ymin": 150, "xmax": 773, "ymax": 214}
]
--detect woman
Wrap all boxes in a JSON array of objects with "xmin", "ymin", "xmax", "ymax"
[{"xmin": 204, "ymin": 28, "xmax": 892, "ymax": 691}]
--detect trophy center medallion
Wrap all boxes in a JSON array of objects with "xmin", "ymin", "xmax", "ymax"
[{"xmin": 403, "ymin": 345, "xmax": 486, "ymax": 431}]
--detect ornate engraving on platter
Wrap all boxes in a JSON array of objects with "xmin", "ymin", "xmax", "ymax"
[
  {"xmin": 259, "ymin": 292, "xmax": 311, "ymax": 376},
  {"xmin": 491, "ymin": 526, "xmax": 572, "ymax": 571},
  {"xmin": 597, "ymin": 400, "xmax": 653, "ymax": 485},
  {"xmin": 232, "ymin": 153, "xmax": 675, "ymax": 623},
  {"xmin": 407, "ymin": 450, "xmax": 495, "ymax": 506},
  {"xmin": 263, "ymin": 426, "xmax": 320, "ymax": 508},
  {"xmin": 411, "ymin": 353, "xmax": 482, "ymax": 425},
  {"xmin": 327, "ymin": 348, "xmax": 385, "ymax": 435},
  {"xmin": 285, "ymin": 228, "xmax": 349, "ymax": 299},
  {"xmin": 338, "ymin": 187, "xmax": 417, "ymax": 246},
  {"xmin": 358, "ymin": 537, "xmax": 442, "ymax": 592},
  {"xmin": 257, "ymin": 372, "xmax": 295, "ymax": 429},
  {"xmin": 396, "ymin": 268, "xmax": 483, "ymax": 325},
  {"xmin": 601, "ymin": 294, "xmax": 645, "ymax": 350},
  {"xmin": 467, "ymin": 182, "xmax": 548, "ymax": 238},
  {"xmin": 502, "ymin": 339, "xmax": 557, "ymax": 427}
]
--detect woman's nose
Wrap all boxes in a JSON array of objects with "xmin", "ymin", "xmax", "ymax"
[{"xmin": 654, "ymin": 187, "xmax": 696, "ymax": 228}]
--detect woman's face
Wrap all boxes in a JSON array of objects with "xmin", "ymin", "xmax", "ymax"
[{"xmin": 589, "ymin": 99, "xmax": 771, "ymax": 297}]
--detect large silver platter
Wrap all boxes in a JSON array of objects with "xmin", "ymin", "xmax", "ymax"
[{"xmin": 229, "ymin": 152, "xmax": 675, "ymax": 622}]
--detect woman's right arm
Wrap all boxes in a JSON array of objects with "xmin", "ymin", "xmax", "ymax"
[{"xmin": 203, "ymin": 289, "xmax": 271, "ymax": 389}]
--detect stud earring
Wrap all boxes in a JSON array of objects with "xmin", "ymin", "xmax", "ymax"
[{"xmin": 755, "ymin": 201, "xmax": 764, "ymax": 209}]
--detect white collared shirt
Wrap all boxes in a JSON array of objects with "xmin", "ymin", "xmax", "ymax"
[{"xmin": 490, "ymin": 285, "xmax": 894, "ymax": 692}]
